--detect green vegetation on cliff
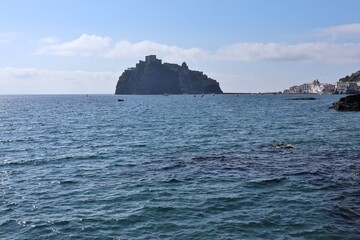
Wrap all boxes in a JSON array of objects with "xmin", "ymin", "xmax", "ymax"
[{"xmin": 339, "ymin": 70, "xmax": 360, "ymax": 82}]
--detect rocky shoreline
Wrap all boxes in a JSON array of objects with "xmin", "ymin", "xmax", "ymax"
[{"xmin": 331, "ymin": 94, "xmax": 360, "ymax": 111}]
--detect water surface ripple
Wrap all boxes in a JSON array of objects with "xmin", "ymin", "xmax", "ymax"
[{"xmin": 0, "ymin": 94, "xmax": 359, "ymax": 239}]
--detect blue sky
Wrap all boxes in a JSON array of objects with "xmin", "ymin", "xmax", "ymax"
[{"xmin": 1, "ymin": 0, "xmax": 360, "ymax": 93}]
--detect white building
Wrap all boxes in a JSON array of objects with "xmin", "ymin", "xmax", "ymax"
[
  {"xmin": 321, "ymin": 84, "xmax": 335, "ymax": 94},
  {"xmin": 299, "ymin": 84, "xmax": 311, "ymax": 93},
  {"xmin": 336, "ymin": 82, "xmax": 359, "ymax": 94},
  {"xmin": 285, "ymin": 79, "xmax": 337, "ymax": 94}
]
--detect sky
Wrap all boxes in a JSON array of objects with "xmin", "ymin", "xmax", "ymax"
[{"xmin": 1, "ymin": 0, "xmax": 360, "ymax": 94}]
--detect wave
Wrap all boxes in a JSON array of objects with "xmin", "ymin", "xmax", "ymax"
[{"xmin": 246, "ymin": 177, "xmax": 287, "ymax": 186}]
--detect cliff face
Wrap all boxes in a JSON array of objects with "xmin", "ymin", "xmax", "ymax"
[{"xmin": 115, "ymin": 55, "xmax": 223, "ymax": 94}]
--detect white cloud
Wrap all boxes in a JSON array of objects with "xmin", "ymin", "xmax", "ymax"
[
  {"xmin": 36, "ymin": 34, "xmax": 112, "ymax": 56},
  {"xmin": 217, "ymin": 42, "xmax": 311, "ymax": 61},
  {"xmin": 0, "ymin": 32, "xmax": 18, "ymax": 44},
  {"xmin": 0, "ymin": 67, "xmax": 117, "ymax": 94},
  {"xmin": 38, "ymin": 37, "xmax": 59, "ymax": 45},
  {"xmin": 322, "ymin": 23, "xmax": 360, "ymax": 35},
  {"xmin": 0, "ymin": 67, "xmax": 39, "ymax": 78},
  {"xmin": 35, "ymin": 32, "xmax": 360, "ymax": 64},
  {"xmin": 36, "ymin": 35, "xmax": 208, "ymax": 61},
  {"xmin": 216, "ymin": 42, "xmax": 360, "ymax": 63},
  {"xmin": 105, "ymin": 40, "xmax": 208, "ymax": 62}
]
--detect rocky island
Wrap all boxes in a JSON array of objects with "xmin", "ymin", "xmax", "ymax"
[{"xmin": 115, "ymin": 55, "xmax": 223, "ymax": 94}]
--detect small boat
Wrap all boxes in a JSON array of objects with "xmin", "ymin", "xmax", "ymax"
[{"xmin": 118, "ymin": 99, "xmax": 125, "ymax": 102}]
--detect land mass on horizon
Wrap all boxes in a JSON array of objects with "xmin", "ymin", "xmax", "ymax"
[{"xmin": 115, "ymin": 55, "xmax": 223, "ymax": 95}]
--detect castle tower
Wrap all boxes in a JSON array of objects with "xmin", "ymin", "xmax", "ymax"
[{"xmin": 145, "ymin": 55, "xmax": 162, "ymax": 64}]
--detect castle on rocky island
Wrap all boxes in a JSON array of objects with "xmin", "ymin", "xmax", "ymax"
[{"xmin": 115, "ymin": 55, "xmax": 223, "ymax": 95}]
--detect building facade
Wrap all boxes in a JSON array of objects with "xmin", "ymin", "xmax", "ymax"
[
  {"xmin": 336, "ymin": 82, "xmax": 359, "ymax": 94},
  {"xmin": 284, "ymin": 79, "xmax": 359, "ymax": 94},
  {"xmin": 322, "ymin": 84, "xmax": 336, "ymax": 93}
]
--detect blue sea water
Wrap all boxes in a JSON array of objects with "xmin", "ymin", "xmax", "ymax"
[{"xmin": 0, "ymin": 94, "xmax": 359, "ymax": 239}]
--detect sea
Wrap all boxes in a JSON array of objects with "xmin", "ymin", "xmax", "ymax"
[{"xmin": 0, "ymin": 94, "xmax": 359, "ymax": 239}]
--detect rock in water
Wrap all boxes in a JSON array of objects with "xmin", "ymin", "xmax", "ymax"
[
  {"xmin": 115, "ymin": 55, "xmax": 223, "ymax": 95},
  {"xmin": 287, "ymin": 97, "xmax": 317, "ymax": 100},
  {"xmin": 332, "ymin": 94, "xmax": 360, "ymax": 111},
  {"xmin": 273, "ymin": 143, "xmax": 295, "ymax": 149}
]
